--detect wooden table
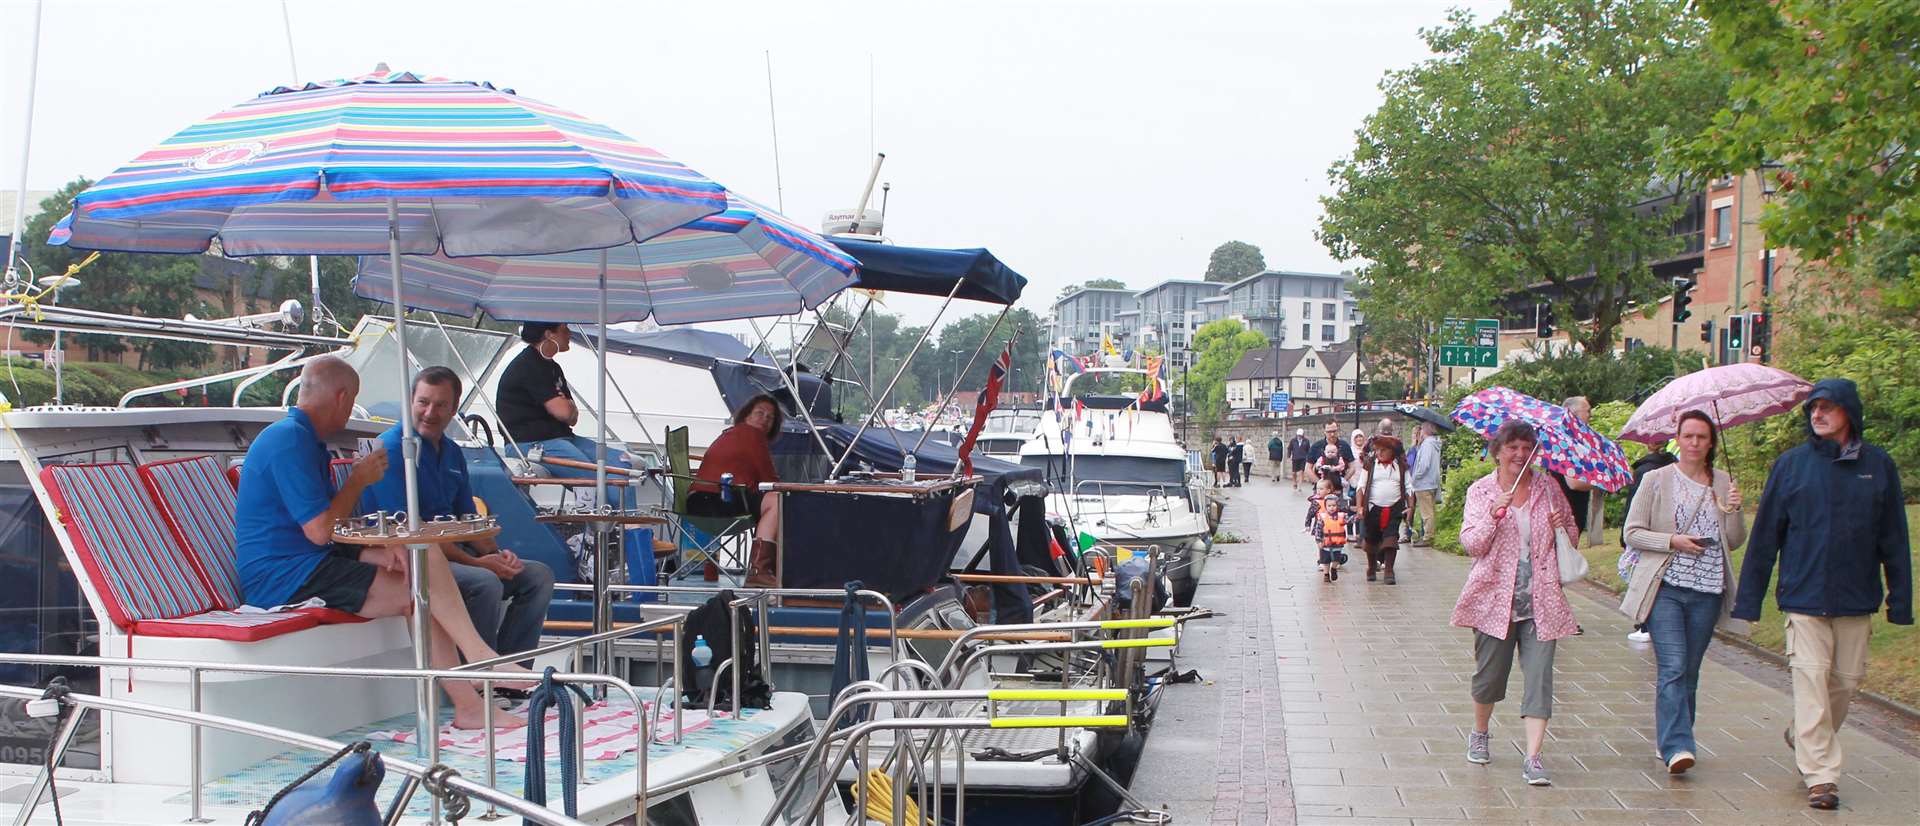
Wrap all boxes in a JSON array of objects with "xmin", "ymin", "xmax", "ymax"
[
  {"xmin": 331, "ymin": 522, "xmax": 500, "ymax": 546},
  {"xmin": 534, "ymin": 510, "xmax": 669, "ymax": 527}
]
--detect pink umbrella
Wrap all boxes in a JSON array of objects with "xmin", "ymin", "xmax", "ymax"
[{"xmin": 1618, "ymin": 363, "xmax": 1812, "ymax": 444}]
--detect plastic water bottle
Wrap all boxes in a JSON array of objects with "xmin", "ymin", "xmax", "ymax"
[
  {"xmin": 902, "ymin": 454, "xmax": 917, "ymax": 483},
  {"xmin": 691, "ymin": 636, "xmax": 713, "ymax": 668}
]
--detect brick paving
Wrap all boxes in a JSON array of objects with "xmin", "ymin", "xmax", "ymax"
[{"xmin": 1133, "ymin": 479, "xmax": 1919, "ymax": 826}]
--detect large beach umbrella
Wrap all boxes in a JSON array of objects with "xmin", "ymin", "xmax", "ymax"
[
  {"xmin": 1451, "ymin": 386, "xmax": 1633, "ymax": 492},
  {"xmin": 1618, "ymin": 363, "xmax": 1812, "ymax": 444},
  {"xmin": 351, "ymin": 193, "xmax": 857, "ymax": 324},
  {"xmin": 48, "ymin": 66, "xmax": 731, "ymax": 746}
]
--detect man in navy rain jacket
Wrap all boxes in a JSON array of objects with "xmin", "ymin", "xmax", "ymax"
[{"xmin": 1733, "ymin": 378, "xmax": 1912, "ymax": 810}]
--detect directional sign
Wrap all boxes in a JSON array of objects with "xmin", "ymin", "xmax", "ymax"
[
  {"xmin": 1439, "ymin": 318, "xmax": 1500, "ymax": 368},
  {"xmin": 1269, "ymin": 391, "xmax": 1290, "ymax": 413}
]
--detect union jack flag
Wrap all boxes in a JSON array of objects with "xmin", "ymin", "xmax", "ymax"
[{"xmin": 957, "ymin": 339, "xmax": 1014, "ymax": 476}]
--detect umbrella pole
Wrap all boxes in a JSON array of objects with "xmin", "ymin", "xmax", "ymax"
[
  {"xmin": 594, "ymin": 249, "xmax": 613, "ymax": 685},
  {"xmin": 386, "ymin": 196, "xmax": 433, "ymax": 757}
]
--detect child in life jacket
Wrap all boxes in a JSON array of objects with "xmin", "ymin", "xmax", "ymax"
[{"xmin": 1304, "ymin": 477, "xmax": 1352, "ymax": 582}]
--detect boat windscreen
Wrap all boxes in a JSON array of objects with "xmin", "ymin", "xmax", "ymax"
[
  {"xmin": 342, "ymin": 318, "xmax": 514, "ymax": 420},
  {"xmin": 1022, "ymin": 454, "xmax": 1189, "ymax": 496}
]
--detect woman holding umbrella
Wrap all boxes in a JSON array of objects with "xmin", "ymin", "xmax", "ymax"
[
  {"xmin": 1620, "ymin": 410, "xmax": 1746, "ymax": 775},
  {"xmin": 1452, "ymin": 420, "xmax": 1582, "ymax": 787}
]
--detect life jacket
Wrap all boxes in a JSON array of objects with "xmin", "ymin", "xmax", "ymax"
[{"xmin": 1319, "ymin": 508, "xmax": 1347, "ymax": 546}]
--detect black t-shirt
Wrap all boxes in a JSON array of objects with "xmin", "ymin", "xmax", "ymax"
[
  {"xmin": 1315, "ymin": 437, "xmax": 1354, "ymax": 465},
  {"xmin": 497, "ymin": 346, "xmax": 573, "ymax": 443},
  {"xmin": 1550, "ymin": 470, "xmax": 1592, "ymax": 534}
]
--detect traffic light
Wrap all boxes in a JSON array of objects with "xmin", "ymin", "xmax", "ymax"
[
  {"xmin": 1672, "ymin": 279, "xmax": 1696, "ymax": 323},
  {"xmin": 1699, "ymin": 319, "xmax": 1714, "ymax": 343},
  {"xmin": 1536, "ymin": 314, "xmax": 1554, "ymax": 339},
  {"xmin": 1749, "ymin": 311, "xmax": 1772, "ymax": 362},
  {"xmin": 1727, "ymin": 315, "xmax": 1745, "ymax": 357}
]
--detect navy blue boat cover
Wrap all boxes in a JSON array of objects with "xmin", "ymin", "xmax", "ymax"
[{"xmin": 829, "ymin": 238, "xmax": 1028, "ymax": 305}]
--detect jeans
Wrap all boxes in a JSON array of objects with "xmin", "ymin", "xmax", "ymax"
[
  {"xmin": 1646, "ymin": 584, "xmax": 1722, "ymax": 759},
  {"xmin": 451, "ymin": 558, "xmax": 555, "ymax": 659},
  {"xmin": 531, "ymin": 435, "xmax": 646, "ymax": 561}
]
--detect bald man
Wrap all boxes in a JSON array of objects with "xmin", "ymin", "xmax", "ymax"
[{"xmin": 234, "ymin": 356, "xmax": 528, "ymax": 729}]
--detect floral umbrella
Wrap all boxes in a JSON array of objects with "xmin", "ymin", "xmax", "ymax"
[{"xmin": 1450, "ymin": 386, "xmax": 1633, "ymax": 492}]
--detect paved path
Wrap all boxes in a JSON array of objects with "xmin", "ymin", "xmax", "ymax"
[{"xmin": 1133, "ymin": 479, "xmax": 1918, "ymax": 825}]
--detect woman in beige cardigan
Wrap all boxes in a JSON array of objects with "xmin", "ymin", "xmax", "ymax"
[{"xmin": 1621, "ymin": 410, "xmax": 1747, "ymax": 775}]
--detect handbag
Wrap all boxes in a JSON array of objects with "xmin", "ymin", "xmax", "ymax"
[{"xmin": 1555, "ymin": 527, "xmax": 1588, "ymax": 584}]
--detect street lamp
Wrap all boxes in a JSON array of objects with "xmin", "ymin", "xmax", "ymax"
[{"xmin": 36, "ymin": 275, "xmax": 82, "ymax": 405}]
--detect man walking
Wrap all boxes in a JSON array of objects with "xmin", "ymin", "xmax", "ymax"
[
  {"xmin": 1287, "ymin": 428, "xmax": 1313, "ymax": 491},
  {"xmin": 1267, "ymin": 431, "xmax": 1285, "ymax": 482},
  {"xmin": 1733, "ymin": 379, "xmax": 1912, "ymax": 811},
  {"xmin": 1407, "ymin": 422, "xmax": 1441, "ymax": 545},
  {"xmin": 1210, "ymin": 437, "xmax": 1228, "ymax": 487},
  {"xmin": 1227, "ymin": 437, "xmax": 1245, "ymax": 487}
]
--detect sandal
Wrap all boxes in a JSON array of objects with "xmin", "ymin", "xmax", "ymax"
[{"xmin": 1806, "ymin": 783, "xmax": 1838, "ymax": 810}]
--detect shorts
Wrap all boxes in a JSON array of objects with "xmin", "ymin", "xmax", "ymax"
[
  {"xmin": 686, "ymin": 489, "xmax": 759, "ymax": 519},
  {"xmin": 1471, "ymin": 620, "xmax": 1557, "ymax": 718},
  {"xmin": 288, "ymin": 545, "xmax": 379, "ymax": 615},
  {"xmin": 1291, "ymin": 459, "xmax": 1308, "ymax": 472}
]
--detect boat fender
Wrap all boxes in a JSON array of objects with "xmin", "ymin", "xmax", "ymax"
[{"xmin": 249, "ymin": 742, "xmax": 384, "ymax": 826}]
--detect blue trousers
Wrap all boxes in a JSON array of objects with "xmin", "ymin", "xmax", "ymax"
[
  {"xmin": 1646, "ymin": 584, "xmax": 1723, "ymax": 759},
  {"xmin": 452, "ymin": 558, "xmax": 555, "ymax": 658},
  {"xmin": 530, "ymin": 435, "xmax": 646, "ymax": 565}
]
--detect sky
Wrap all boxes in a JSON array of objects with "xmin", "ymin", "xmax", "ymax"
[{"xmin": 1, "ymin": 0, "xmax": 1509, "ymax": 328}]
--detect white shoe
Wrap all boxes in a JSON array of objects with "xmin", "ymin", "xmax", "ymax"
[
  {"xmin": 1627, "ymin": 629, "xmax": 1651, "ymax": 643},
  {"xmin": 1667, "ymin": 751, "xmax": 1695, "ymax": 774}
]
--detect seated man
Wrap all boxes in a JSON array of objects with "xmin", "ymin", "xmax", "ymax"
[
  {"xmin": 362, "ymin": 366, "xmax": 555, "ymax": 670},
  {"xmin": 496, "ymin": 321, "xmax": 645, "ymax": 565},
  {"xmin": 234, "ymin": 356, "xmax": 527, "ymax": 730}
]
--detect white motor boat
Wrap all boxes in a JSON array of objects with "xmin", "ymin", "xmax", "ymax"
[{"xmin": 1020, "ymin": 370, "xmax": 1213, "ymax": 605}]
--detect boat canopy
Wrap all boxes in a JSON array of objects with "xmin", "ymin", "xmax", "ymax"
[
  {"xmin": 582, "ymin": 328, "xmax": 834, "ymax": 432},
  {"xmin": 829, "ymin": 239, "xmax": 1028, "ymax": 305}
]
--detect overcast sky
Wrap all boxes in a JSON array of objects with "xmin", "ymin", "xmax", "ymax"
[{"xmin": 2, "ymin": 0, "xmax": 1507, "ymax": 327}]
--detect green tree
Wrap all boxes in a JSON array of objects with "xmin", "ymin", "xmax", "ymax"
[
  {"xmin": 1677, "ymin": 0, "xmax": 1920, "ymax": 294},
  {"xmin": 1059, "ymin": 278, "xmax": 1129, "ymax": 298},
  {"xmin": 18, "ymin": 179, "xmax": 212, "ymax": 368},
  {"xmin": 1204, "ymin": 241, "xmax": 1265, "ymax": 283},
  {"xmin": 924, "ymin": 308, "xmax": 1046, "ymax": 401},
  {"xmin": 1186, "ymin": 319, "xmax": 1267, "ymax": 422},
  {"xmin": 260, "ymin": 255, "xmax": 381, "ymax": 334},
  {"xmin": 1320, "ymin": 0, "xmax": 1730, "ymax": 356}
]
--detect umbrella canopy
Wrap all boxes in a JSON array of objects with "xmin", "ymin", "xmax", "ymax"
[
  {"xmin": 830, "ymin": 238, "xmax": 1028, "ymax": 305},
  {"xmin": 350, "ymin": 195, "xmax": 856, "ymax": 324},
  {"xmin": 1397, "ymin": 404, "xmax": 1457, "ymax": 432},
  {"xmin": 1451, "ymin": 386, "xmax": 1633, "ymax": 492},
  {"xmin": 1618, "ymin": 363, "xmax": 1812, "ymax": 444},
  {"xmin": 49, "ymin": 68, "xmax": 726, "ymax": 257}
]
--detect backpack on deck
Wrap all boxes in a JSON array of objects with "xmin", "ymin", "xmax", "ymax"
[{"xmin": 677, "ymin": 590, "xmax": 772, "ymax": 710}]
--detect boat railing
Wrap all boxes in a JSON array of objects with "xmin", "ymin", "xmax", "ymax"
[
  {"xmin": 0, "ymin": 611, "xmax": 684, "ymax": 824},
  {"xmin": 0, "ymin": 682, "xmax": 592, "ymax": 826}
]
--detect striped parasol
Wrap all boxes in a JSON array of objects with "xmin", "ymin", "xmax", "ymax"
[
  {"xmin": 1451, "ymin": 386, "xmax": 1633, "ymax": 492},
  {"xmin": 350, "ymin": 193, "xmax": 857, "ymax": 324},
  {"xmin": 49, "ymin": 67, "xmax": 726, "ymax": 257}
]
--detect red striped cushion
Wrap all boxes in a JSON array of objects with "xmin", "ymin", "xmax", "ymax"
[
  {"xmin": 140, "ymin": 456, "xmax": 243, "ymax": 609},
  {"xmin": 132, "ymin": 610, "xmax": 318, "ymax": 641},
  {"xmin": 41, "ymin": 463, "xmax": 223, "ymax": 629}
]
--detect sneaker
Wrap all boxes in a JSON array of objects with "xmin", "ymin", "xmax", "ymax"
[
  {"xmin": 1330, "ymin": 565, "xmax": 1339, "ymax": 581},
  {"xmin": 1627, "ymin": 629, "xmax": 1651, "ymax": 643},
  {"xmin": 1522, "ymin": 755, "xmax": 1551, "ymax": 786},
  {"xmin": 1466, "ymin": 730, "xmax": 1491, "ymax": 764},
  {"xmin": 1667, "ymin": 751, "xmax": 1695, "ymax": 774}
]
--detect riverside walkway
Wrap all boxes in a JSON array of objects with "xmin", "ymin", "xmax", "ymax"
[{"xmin": 1131, "ymin": 478, "xmax": 1918, "ymax": 825}]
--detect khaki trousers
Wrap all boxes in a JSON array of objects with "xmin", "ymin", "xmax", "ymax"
[
  {"xmin": 1411, "ymin": 490, "xmax": 1437, "ymax": 540},
  {"xmin": 1784, "ymin": 612, "xmax": 1873, "ymax": 786}
]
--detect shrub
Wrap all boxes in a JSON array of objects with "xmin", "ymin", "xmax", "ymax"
[{"xmin": 1432, "ymin": 457, "xmax": 1494, "ymax": 556}]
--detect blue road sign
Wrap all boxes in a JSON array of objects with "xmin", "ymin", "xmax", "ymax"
[{"xmin": 1269, "ymin": 391, "xmax": 1290, "ymax": 412}]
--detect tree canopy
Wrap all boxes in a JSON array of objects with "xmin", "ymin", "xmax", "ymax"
[
  {"xmin": 1676, "ymin": 0, "xmax": 1920, "ymax": 298},
  {"xmin": 1204, "ymin": 241, "xmax": 1266, "ymax": 283},
  {"xmin": 1185, "ymin": 319, "xmax": 1267, "ymax": 422},
  {"xmin": 1320, "ymin": 0, "xmax": 1729, "ymax": 357}
]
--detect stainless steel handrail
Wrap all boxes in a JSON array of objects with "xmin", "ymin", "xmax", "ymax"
[
  {"xmin": 0, "ymin": 683, "xmax": 590, "ymax": 826},
  {"xmin": 551, "ymin": 582, "xmax": 902, "ymax": 663}
]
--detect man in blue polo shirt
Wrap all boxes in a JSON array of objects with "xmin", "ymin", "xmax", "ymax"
[
  {"xmin": 362, "ymin": 366, "xmax": 554, "ymax": 667},
  {"xmin": 234, "ymin": 356, "xmax": 527, "ymax": 730}
]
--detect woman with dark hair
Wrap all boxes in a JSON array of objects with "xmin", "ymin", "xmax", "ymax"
[
  {"xmin": 1621, "ymin": 410, "xmax": 1747, "ymax": 775},
  {"xmin": 691, "ymin": 394, "xmax": 784, "ymax": 586},
  {"xmin": 1356, "ymin": 434, "xmax": 1409, "ymax": 584},
  {"xmin": 1453, "ymin": 420, "xmax": 1580, "ymax": 788},
  {"xmin": 497, "ymin": 322, "xmax": 644, "ymax": 549}
]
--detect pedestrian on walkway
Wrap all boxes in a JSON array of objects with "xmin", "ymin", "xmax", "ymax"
[
  {"xmin": 1619, "ymin": 443, "xmax": 1678, "ymax": 644},
  {"xmin": 1313, "ymin": 442, "xmax": 1348, "ymax": 494},
  {"xmin": 1344, "ymin": 428, "xmax": 1367, "ymax": 501},
  {"xmin": 1732, "ymin": 379, "xmax": 1913, "ymax": 810},
  {"xmin": 1548, "ymin": 396, "xmax": 1596, "ymax": 535},
  {"xmin": 1408, "ymin": 422, "xmax": 1442, "ymax": 546},
  {"xmin": 1227, "ymin": 437, "xmax": 1245, "ymax": 487},
  {"xmin": 1288, "ymin": 428, "xmax": 1313, "ymax": 491},
  {"xmin": 1356, "ymin": 435, "xmax": 1409, "ymax": 584},
  {"xmin": 1268, "ymin": 430, "xmax": 1286, "ymax": 482},
  {"xmin": 1620, "ymin": 411, "xmax": 1748, "ymax": 776},
  {"xmin": 1306, "ymin": 477, "xmax": 1351, "ymax": 581},
  {"xmin": 1210, "ymin": 436, "xmax": 1228, "ymax": 487},
  {"xmin": 1452, "ymin": 420, "xmax": 1581, "ymax": 788}
]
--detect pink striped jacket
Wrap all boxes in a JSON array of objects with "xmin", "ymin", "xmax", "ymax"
[{"xmin": 1450, "ymin": 470, "xmax": 1580, "ymax": 641}]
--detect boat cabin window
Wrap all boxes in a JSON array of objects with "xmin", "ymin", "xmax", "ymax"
[
  {"xmin": 985, "ymin": 409, "xmax": 1040, "ymax": 434},
  {"xmin": 340, "ymin": 318, "xmax": 514, "ymax": 422},
  {"xmin": 764, "ymin": 717, "xmax": 830, "ymax": 824},
  {"xmin": 644, "ymin": 793, "xmax": 700, "ymax": 826},
  {"xmin": 0, "ymin": 463, "xmax": 101, "ymax": 770},
  {"xmin": 1024, "ymin": 454, "xmax": 1190, "ymax": 497}
]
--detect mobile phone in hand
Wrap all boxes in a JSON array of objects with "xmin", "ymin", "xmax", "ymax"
[{"xmin": 1693, "ymin": 536, "xmax": 1719, "ymax": 549}]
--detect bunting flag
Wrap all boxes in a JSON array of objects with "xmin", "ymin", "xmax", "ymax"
[
  {"xmin": 956, "ymin": 339, "xmax": 1014, "ymax": 476},
  {"xmin": 1102, "ymin": 332, "xmax": 1120, "ymax": 360},
  {"xmin": 1138, "ymin": 355, "xmax": 1167, "ymax": 404}
]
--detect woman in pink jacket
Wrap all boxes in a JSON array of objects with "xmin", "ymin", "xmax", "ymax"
[{"xmin": 1452, "ymin": 420, "xmax": 1580, "ymax": 788}]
